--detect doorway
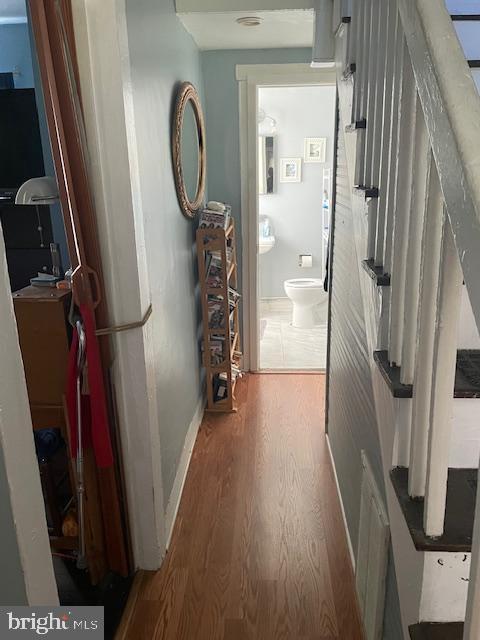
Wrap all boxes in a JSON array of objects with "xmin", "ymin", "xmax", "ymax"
[
  {"xmin": 238, "ymin": 64, "xmax": 337, "ymax": 372},
  {"xmin": 257, "ymin": 84, "xmax": 335, "ymax": 370},
  {"xmin": 0, "ymin": 0, "xmax": 132, "ymax": 630}
]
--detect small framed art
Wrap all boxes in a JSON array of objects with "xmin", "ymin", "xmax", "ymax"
[
  {"xmin": 280, "ymin": 157, "xmax": 302, "ymax": 183},
  {"xmin": 304, "ymin": 137, "xmax": 326, "ymax": 163}
]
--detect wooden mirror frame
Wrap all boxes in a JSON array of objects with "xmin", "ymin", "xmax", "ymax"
[{"xmin": 172, "ymin": 82, "xmax": 206, "ymax": 219}]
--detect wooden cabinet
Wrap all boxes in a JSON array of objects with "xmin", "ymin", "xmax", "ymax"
[
  {"xmin": 12, "ymin": 286, "xmax": 108, "ymax": 581},
  {"xmin": 13, "ymin": 285, "xmax": 71, "ymax": 430}
]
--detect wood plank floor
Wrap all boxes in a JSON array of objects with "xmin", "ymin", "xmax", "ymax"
[{"xmin": 117, "ymin": 374, "xmax": 364, "ymax": 640}]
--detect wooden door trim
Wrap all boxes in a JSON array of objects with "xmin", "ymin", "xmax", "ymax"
[{"xmin": 28, "ymin": 0, "xmax": 130, "ymax": 577}]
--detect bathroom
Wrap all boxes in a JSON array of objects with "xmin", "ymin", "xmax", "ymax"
[{"xmin": 258, "ymin": 84, "xmax": 336, "ymax": 370}]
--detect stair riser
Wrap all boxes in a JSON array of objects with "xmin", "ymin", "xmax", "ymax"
[
  {"xmin": 450, "ymin": 400, "xmax": 480, "ymax": 467},
  {"xmin": 421, "ymin": 552, "xmax": 470, "ymax": 622}
]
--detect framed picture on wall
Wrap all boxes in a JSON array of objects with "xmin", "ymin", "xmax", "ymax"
[
  {"xmin": 279, "ymin": 157, "xmax": 302, "ymax": 183},
  {"xmin": 304, "ymin": 137, "xmax": 326, "ymax": 163}
]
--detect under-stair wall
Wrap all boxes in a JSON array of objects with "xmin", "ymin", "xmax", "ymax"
[
  {"xmin": 329, "ymin": 0, "xmax": 480, "ymax": 637},
  {"xmin": 327, "ymin": 85, "xmax": 404, "ymax": 640}
]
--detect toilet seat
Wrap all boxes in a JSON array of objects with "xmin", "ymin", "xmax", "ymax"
[{"xmin": 284, "ymin": 278, "xmax": 323, "ymax": 289}]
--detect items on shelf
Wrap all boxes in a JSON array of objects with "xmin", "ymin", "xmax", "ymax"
[
  {"xmin": 208, "ymin": 295, "xmax": 226, "ymax": 329},
  {"xmin": 229, "ymin": 286, "xmax": 241, "ymax": 311},
  {"xmin": 199, "ymin": 203, "xmax": 231, "ymax": 230},
  {"xmin": 197, "ymin": 210, "xmax": 242, "ymax": 412},
  {"xmin": 206, "ymin": 200, "xmax": 228, "ymax": 213},
  {"xmin": 206, "ymin": 254, "xmax": 223, "ymax": 288},
  {"xmin": 30, "ymin": 272, "xmax": 61, "ymax": 288},
  {"xmin": 202, "ymin": 335, "xmax": 225, "ymax": 365}
]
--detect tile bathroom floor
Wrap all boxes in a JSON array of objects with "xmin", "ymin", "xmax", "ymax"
[{"xmin": 259, "ymin": 297, "xmax": 328, "ymax": 370}]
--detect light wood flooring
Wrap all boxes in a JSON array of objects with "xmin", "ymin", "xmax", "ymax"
[
  {"xmin": 259, "ymin": 298, "xmax": 328, "ymax": 370},
  {"xmin": 117, "ymin": 374, "xmax": 364, "ymax": 639}
]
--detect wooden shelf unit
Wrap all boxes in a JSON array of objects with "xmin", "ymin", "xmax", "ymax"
[{"xmin": 197, "ymin": 221, "xmax": 242, "ymax": 413}]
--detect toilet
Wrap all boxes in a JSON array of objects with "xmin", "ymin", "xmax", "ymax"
[{"xmin": 284, "ymin": 278, "xmax": 324, "ymax": 329}]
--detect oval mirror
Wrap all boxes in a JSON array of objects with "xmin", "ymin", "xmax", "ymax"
[{"xmin": 172, "ymin": 82, "xmax": 206, "ymax": 219}]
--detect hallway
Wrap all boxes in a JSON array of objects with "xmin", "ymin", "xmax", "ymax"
[{"xmin": 117, "ymin": 374, "xmax": 363, "ymax": 639}]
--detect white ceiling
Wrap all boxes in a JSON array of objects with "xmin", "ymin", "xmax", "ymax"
[
  {"xmin": 178, "ymin": 9, "xmax": 314, "ymax": 51},
  {"xmin": 0, "ymin": 0, "xmax": 27, "ymax": 24},
  {"xmin": 176, "ymin": 0, "xmax": 313, "ymax": 10}
]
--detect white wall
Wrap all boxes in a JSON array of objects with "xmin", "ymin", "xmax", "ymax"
[
  {"xmin": 176, "ymin": 0, "xmax": 313, "ymax": 11},
  {"xmin": 258, "ymin": 84, "xmax": 336, "ymax": 298},
  {"xmin": 457, "ymin": 286, "xmax": 480, "ymax": 349},
  {"xmin": 72, "ymin": 0, "xmax": 207, "ymax": 568}
]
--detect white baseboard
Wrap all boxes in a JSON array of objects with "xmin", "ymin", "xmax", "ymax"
[
  {"xmin": 326, "ymin": 433, "xmax": 356, "ymax": 571},
  {"xmin": 165, "ymin": 397, "xmax": 205, "ymax": 548}
]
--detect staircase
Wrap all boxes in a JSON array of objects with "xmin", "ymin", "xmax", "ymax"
[{"xmin": 333, "ymin": 0, "xmax": 480, "ymax": 637}]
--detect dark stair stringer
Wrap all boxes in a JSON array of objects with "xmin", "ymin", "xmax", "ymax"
[{"xmin": 409, "ymin": 622, "xmax": 464, "ymax": 640}]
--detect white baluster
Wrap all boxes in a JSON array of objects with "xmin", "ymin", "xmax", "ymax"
[
  {"xmin": 345, "ymin": 0, "xmax": 358, "ymax": 72},
  {"xmin": 354, "ymin": 0, "xmax": 372, "ymax": 187},
  {"xmin": 382, "ymin": 26, "xmax": 404, "ymax": 279},
  {"xmin": 408, "ymin": 165, "xmax": 443, "ymax": 499},
  {"xmin": 365, "ymin": 0, "xmax": 388, "ymax": 260},
  {"xmin": 379, "ymin": 20, "xmax": 404, "ymax": 352},
  {"xmin": 363, "ymin": 0, "xmax": 382, "ymax": 189},
  {"xmin": 464, "ymin": 464, "xmax": 480, "ymax": 639},
  {"xmin": 388, "ymin": 48, "xmax": 417, "ymax": 367},
  {"xmin": 375, "ymin": 0, "xmax": 399, "ymax": 269},
  {"xmin": 359, "ymin": 0, "xmax": 373, "ymax": 124},
  {"xmin": 423, "ymin": 218, "xmax": 463, "ymax": 538},
  {"xmin": 400, "ymin": 104, "xmax": 431, "ymax": 386},
  {"xmin": 353, "ymin": 0, "xmax": 367, "ymax": 123}
]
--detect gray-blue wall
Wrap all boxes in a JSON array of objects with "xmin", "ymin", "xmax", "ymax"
[
  {"xmin": 0, "ymin": 23, "xmax": 34, "ymax": 88},
  {"xmin": 202, "ymin": 48, "xmax": 312, "ymax": 288},
  {"xmin": 125, "ymin": 0, "xmax": 204, "ymax": 503}
]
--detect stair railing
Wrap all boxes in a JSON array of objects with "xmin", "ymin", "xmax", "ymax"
[{"xmin": 342, "ymin": 0, "xmax": 480, "ymax": 634}]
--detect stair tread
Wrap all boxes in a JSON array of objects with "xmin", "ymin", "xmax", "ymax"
[
  {"xmin": 374, "ymin": 349, "xmax": 480, "ymax": 398},
  {"xmin": 373, "ymin": 351, "xmax": 414, "ymax": 397},
  {"xmin": 353, "ymin": 185, "xmax": 379, "ymax": 199},
  {"xmin": 451, "ymin": 14, "xmax": 480, "ymax": 20},
  {"xmin": 409, "ymin": 622, "xmax": 464, "ymax": 640},
  {"xmin": 362, "ymin": 259, "xmax": 390, "ymax": 286},
  {"xmin": 391, "ymin": 467, "xmax": 477, "ymax": 552},
  {"xmin": 342, "ymin": 62, "xmax": 356, "ymax": 79},
  {"xmin": 345, "ymin": 118, "xmax": 366, "ymax": 132}
]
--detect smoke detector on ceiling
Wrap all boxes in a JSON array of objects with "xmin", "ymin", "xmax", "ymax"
[{"xmin": 236, "ymin": 16, "xmax": 263, "ymax": 27}]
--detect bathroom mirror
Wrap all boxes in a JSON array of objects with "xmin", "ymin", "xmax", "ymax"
[
  {"xmin": 258, "ymin": 136, "xmax": 275, "ymax": 195},
  {"xmin": 172, "ymin": 82, "xmax": 206, "ymax": 219}
]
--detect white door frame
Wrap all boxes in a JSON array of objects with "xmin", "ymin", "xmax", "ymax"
[
  {"xmin": 237, "ymin": 64, "xmax": 337, "ymax": 371},
  {"xmin": 71, "ymin": 0, "xmax": 167, "ymax": 568},
  {"xmin": 0, "ymin": 231, "xmax": 58, "ymax": 605}
]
